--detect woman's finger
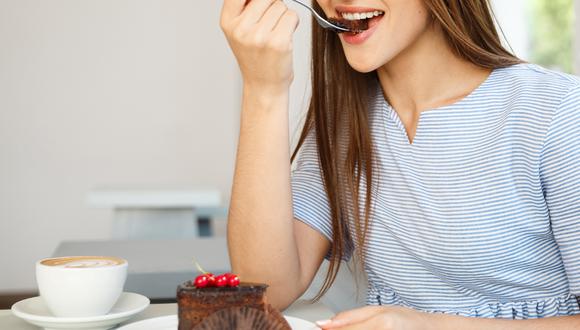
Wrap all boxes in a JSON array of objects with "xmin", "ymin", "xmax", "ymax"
[
  {"xmin": 221, "ymin": 0, "xmax": 247, "ymax": 23},
  {"xmin": 254, "ymin": 1, "xmax": 288, "ymax": 34},
  {"xmin": 270, "ymin": 9, "xmax": 300, "ymax": 43},
  {"xmin": 239, "ymin": 0, "xmax": 278, "ymax": 26},
  {"xmin": 316, "ymin": 306, "xmax": 385, "ymax": 329}
]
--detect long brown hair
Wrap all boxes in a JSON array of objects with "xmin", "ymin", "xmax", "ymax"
[{"xmin": 291, "ymin": 0, "xmax": 523, "ymax": 301}]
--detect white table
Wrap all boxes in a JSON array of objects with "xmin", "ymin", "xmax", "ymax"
[{"xmin": 0, "ymin": 300, "xmax": 335, "ymax": 329}]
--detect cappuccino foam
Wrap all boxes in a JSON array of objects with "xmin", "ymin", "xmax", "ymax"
[{"xmin": 41, "ymin": 256, "xmax": 125, "ymax": 268}]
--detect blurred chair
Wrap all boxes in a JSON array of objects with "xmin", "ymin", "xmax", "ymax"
[{"xmin": 86, "ymin": 188, "xmax": 227, "ymax": 239}]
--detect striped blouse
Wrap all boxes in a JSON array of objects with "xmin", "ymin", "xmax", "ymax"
[{"xmin": 291, "ymin": 64, "xmax": 580, "ymax": 319}]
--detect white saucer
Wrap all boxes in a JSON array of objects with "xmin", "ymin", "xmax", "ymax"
[
  {"xmin": 118, "ymin": 314, "xmax": 320, "ymax": 330},
  {"xmin": 11, "ymin": 292, "xmax": 150, "ymax": 330}
]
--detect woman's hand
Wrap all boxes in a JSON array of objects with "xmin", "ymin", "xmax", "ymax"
[
  {"xmin": 220, "ymin": 0, "xmax": 299, "ymax": 94},
  {"xmin": 316, "ymin": 306, "xmax": 435, "ymax": 330}
]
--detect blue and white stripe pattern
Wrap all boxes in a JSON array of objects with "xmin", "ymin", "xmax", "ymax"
[{"xmin": 291, "ymin": 64, "xmax": 580, "ymax": 319}]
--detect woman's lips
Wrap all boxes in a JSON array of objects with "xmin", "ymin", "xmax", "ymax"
[{"xmin": 340, "ymin": 15, "xmax": 383, "ymax": 45}]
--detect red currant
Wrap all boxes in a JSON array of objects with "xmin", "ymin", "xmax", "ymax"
[
  {"xmin": 215, "ymin": 274, "xmax": 228, "ymax": 287},
  {"xmin": 205, "ymin": 273, "xmax": 216, "ymax": 287},
  {"xmin": 227, "ymin": 274, "xmax": 240, "ymax": 287},
  {"xmin": 194, "ymin": 275, "xmax": 208, "ymax": 288}
]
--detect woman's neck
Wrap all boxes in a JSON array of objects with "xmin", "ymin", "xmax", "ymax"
[{"xmin": 376, "ymin": 23, "xmax": 491, "ymax": 115}]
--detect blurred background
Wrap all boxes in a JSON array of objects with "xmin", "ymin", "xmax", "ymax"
[{"xmin": 0, "ymin": 0, "xmax": 578, "ymax": 310}]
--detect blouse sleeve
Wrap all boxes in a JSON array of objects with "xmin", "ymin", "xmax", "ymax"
[
  {"xmin": 291, "ymin": 131, "xmax": 333, "ymax": 242},
  {"xmin": 540, "ymin": 85, "xmax": 580, "ymax": 295},
  {"xmin": 291, "ymin": 131, "xmax": 353, "ymax": 261}
]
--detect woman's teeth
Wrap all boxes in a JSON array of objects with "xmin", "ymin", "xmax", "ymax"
[{"xmin": 340, "ymin": 11, "xmax": 384, "ymax": 21}]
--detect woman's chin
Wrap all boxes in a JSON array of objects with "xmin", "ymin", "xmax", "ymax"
[{"xmin": 344, "ymin": 55, "xmax": 381, "ymax": 74}]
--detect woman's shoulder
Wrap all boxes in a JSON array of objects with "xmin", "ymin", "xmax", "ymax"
[
  {"xmin": 476, "ymin": 64, "xmax": 580, "ymax": 141},
  {"xmin": 493, "ymin": 63, "xmax": 580, "ymax": 102}
]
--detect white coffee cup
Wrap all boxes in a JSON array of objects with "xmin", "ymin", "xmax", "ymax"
[{"xmin": 36, "ymin": 256, "xmax": 128, "ymax": 317}]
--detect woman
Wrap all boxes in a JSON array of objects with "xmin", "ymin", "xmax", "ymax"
[{"xmin": 220, "ymin": 0, "xmax": 580, "ymax": 328}]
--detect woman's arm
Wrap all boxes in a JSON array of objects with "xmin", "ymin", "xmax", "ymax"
[
  {"xmin": 316, "ymin": 305, "xmax": 580, "ymax": 329},
  {"xmin": 220, "ymin": 0, "xmax": 329, "ymax": 309}
]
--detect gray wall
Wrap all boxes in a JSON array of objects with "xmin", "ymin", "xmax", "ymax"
[{"xmin": 0, "ymin": 0, "xmax": 237, "ymax": 291}]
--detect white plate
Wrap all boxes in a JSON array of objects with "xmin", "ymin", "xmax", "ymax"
[
  {"xmin": 118, "ymin": 314, "xmax": 320, "ymax": 330},
  {"xmin": 11, "ymin": 292, "xmax": 150, "ymax": 330}
]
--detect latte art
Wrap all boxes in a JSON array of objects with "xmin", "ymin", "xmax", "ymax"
[
  {"xmin": 55, "ymin": 259, "xmax": 119, "ymax": 268},
  {"xmin": 41, "ymin": 256, "xmax": 125, "ymax": 268}
]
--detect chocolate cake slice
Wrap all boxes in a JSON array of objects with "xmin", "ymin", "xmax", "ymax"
[
  {"xmin": 328, "ymin": 17, "xmax": 369, "ymax": 33},
  {"xmin": 178, "ymin": 282, "xmax": 284, "ymax": 330}
]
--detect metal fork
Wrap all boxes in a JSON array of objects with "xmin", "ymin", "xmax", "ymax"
[{"xmin": 287, "ymin": 0, "xmax": 350, "ymax": 33}]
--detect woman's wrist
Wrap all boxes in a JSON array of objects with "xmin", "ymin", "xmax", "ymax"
[
  {"xmin": 242, "ymin": 83, "xmax": 290, "ymax": 114},
  {"xmin": 243, "ymin": 80, "xmax": 291, "ymax": 98}
]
